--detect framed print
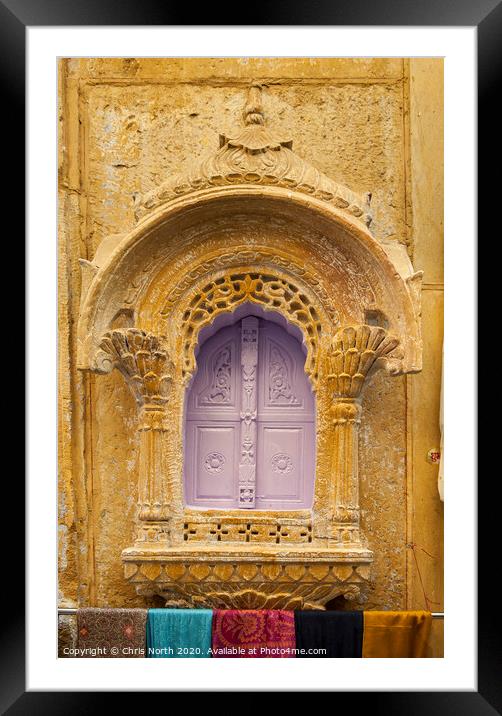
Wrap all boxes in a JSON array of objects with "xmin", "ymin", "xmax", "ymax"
[{"xmin": 4, "ymin": 0, "xmax": 488, "ymax": 708}]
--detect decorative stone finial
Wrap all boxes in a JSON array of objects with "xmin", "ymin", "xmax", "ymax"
[
  {"xmin": 243, "ymin": 84, "xmax": 265, "ymax": 126},
  {"xmin": 219, "ymin": 84, "xmax": 292, "ymax": 152}
]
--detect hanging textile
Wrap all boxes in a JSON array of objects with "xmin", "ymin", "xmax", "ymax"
[
  {"xmin": 362, "ymin": 610, "xmax": 432, "ymax": 657},
  {"xmin": 146, "ymin": 608, "xmax": 213, "ymax": 658},
  {"xmin": 294, "ymin": 610, "xmax": 363, "ymax": 657},
  {"xmin": 76, "ymin": 608, "xmax": 147, "ymax": 658},
  {"xmin": 211, "ymin": 610, "xmax": 296, "ymax": 658}
]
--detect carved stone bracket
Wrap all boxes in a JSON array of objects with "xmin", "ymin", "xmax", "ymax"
[
  {"xmin": 324, "ymin": 325, "xmax": 400, "ymax": 543},
  {"xmin": 326, "ymin": 325, "xmax": 401, "ymax": 398}
]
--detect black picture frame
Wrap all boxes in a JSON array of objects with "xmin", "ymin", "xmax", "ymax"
[{"xmin": 6, "ymin": 0, "xmax": 486, "ymax": 709}]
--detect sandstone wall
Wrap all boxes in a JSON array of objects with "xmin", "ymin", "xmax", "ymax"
[{"xmin": 58, "ymin": 58, "xmax": 443, "ymax": 655}]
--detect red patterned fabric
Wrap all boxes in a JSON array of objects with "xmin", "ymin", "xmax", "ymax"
[
  {"xmin": 76, "ymin": 608, "xmax": 147, "ymax": 658},
  {"xmin": 211, "ymin": 610, "xmax": 296, "ymax": 658}
]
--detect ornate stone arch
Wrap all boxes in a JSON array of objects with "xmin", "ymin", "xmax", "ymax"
[
  {"xmin": 77, "ymin": 85, "xmax": 422, "ymax": 609},
  {"xmin": 166, "ymin": 266, "xmax": 334, "ymax": 387}
]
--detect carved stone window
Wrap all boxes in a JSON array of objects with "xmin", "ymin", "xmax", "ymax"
[{"xmin": 77, "ymin": 85, "xmax": 422, "ymax": 609}]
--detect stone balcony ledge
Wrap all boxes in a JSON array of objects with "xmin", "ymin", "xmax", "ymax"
[
  {"xmin": 123, "ymin": 543, "xmax": 373, "ymax": 560},
  {"xmin": 122, "ymin": 543, "xmax": 373, "ymax": 609}
]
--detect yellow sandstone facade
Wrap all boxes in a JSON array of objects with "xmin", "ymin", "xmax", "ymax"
[{"xmin": 58, "ymin": 58, "xmax": 443, "ymax": 654}]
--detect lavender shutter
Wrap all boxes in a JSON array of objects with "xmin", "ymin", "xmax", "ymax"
[
  {"xmin": 184, "ymin": 316, "xmax": 315, "ymax": 509},
  {"xmin": 255, "ymin": 320, "xmax": 315, "ymax": 509},
  {"xmin": 185, "ymin": 324, "xmax": 240, "ymax": 508}
]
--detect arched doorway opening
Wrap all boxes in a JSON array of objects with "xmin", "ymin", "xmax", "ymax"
[{"xmin": 184, "ymin": 303, "xmax": 316, "ymax": 509}]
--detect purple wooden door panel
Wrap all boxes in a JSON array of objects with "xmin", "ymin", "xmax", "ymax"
[
  {"xmin": 185, "ymin": 422, "xmax": 239, "ymax": 505},
  {"xmin": 185, "ymin": 324, "xmax": 241, "ymax": 507},
  {"xmin": 184, "ymin": 315, "xmax": 315, "ymax": 509},
  {"xmin": 255, "ymin": 423, "xmax": 315, "ymax": 508},
  {"xmin": 255, "ymin": 321, "xmax": 315, "ymax": 508}
]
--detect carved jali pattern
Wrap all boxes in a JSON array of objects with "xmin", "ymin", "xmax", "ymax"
[
  {"xmin": 178, "ymin": 272, "xmax": 322, "ymax": 384},
  {"xmin": 182, "ymin": 518, "xmax": 312, "ymax": 544},
  {"xmin": 160, "ymin": 250, "xmax": 340, "ymax": 327}
]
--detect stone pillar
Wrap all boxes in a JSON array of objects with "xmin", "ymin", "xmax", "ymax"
[
  {"xmin": 96, "ymin": 329, "xmax": 183, "ymax": 544},
  {"xmin": 325, "ymin": 325, "xmax": 399, "ymax": 544}
]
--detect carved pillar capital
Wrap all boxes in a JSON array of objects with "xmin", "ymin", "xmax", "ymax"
[
  {"xmin": 98, "ymin": 328, "xmax": 175, "ymax": 409},
  {"xmin": 325, "ymin": 324, "xmax": 400, "ymax": 400}
]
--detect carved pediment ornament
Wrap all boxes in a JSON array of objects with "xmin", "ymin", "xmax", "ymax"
[
  {"xmin": 78, "ymin": 83, "xmax": 422, "ymax": 378},
  {"xmin": 136, "ymin": 85, "xmax": 372, "ymax": 228}
]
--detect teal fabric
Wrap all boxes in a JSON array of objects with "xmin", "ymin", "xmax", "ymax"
[{"xmin": 146, "ymin": 609, "xmax": 213, "ymax": 658}]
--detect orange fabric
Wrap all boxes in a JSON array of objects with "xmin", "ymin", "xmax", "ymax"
[{"xmin": 362, "ymin": 611, "xmax": 432, "ymax": 658}]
